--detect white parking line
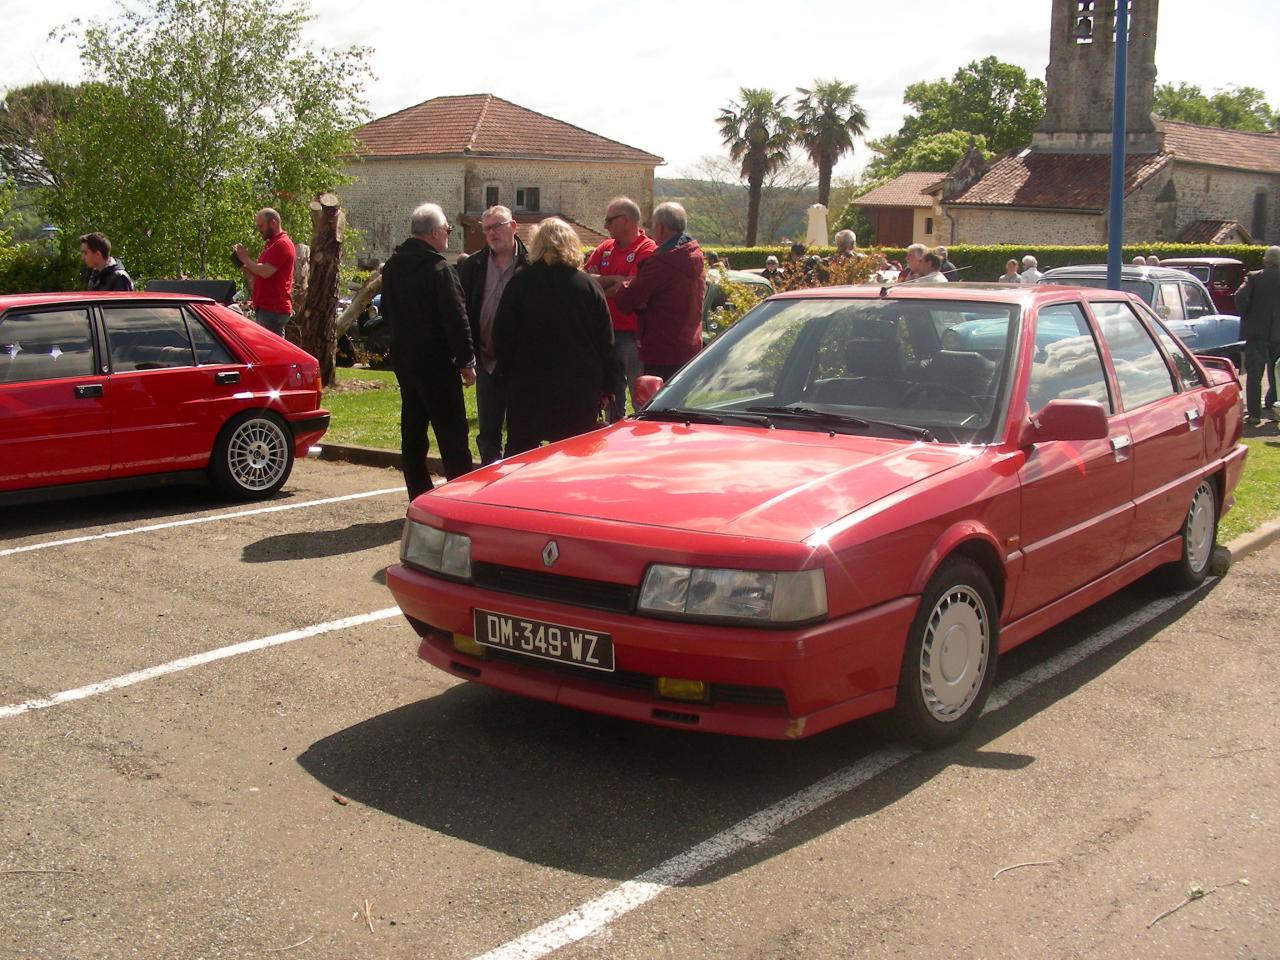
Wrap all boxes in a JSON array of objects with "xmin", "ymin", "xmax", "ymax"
[
  {"xmin": 0, "ymin": 488, "xmax": 404, "ymax": 559},
  {"xmin": 0, "ymin": 608, "xmax": 401, "ymax": 720},
  {"xmin": 471, "ymin": 586, "xmax": 1202, "ymax": 960}
]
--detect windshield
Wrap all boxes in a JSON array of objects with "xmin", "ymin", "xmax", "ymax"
[
  {"xmin": 644, "ymin": 297, "xmax": 1020, "ymax": 444},
  {"xmin": 1040, "ymin": 276, "xmax": 1156, "ymax": 304}
]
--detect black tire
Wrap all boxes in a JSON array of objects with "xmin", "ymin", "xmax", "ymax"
[
  {"xmin": 884, "ymin": 556, "xmax": 999, "ymax": 749},
  {"xmin": 209, "ymin": 410, "xmax": 294, "ymax": 500},
  {"xmin": 1158, "ymin": 478, "xmax": 1218, "ymax": 590}
]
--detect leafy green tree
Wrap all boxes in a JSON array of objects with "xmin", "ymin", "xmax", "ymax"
[
  {"xmin": 0, "ymin": 81, "xmax": 79, "ymax": 189},
  {"xmin": 717, "ymin": 88, "xmax": 794, "ymax": 246},
  {"xmin": 1154, "ymin": 82, "xmax": 1278, "ymax": 132},
  {"xmin": 44, "ymin": 0, "xmax": 370, "ymax": 280},
  {"xmin": 867, "ymin": 57, "xmax": 1044, "ymax": 181},
  {"xmin": 793, "ymin": 79, "xmax": 868, "ymax": 208}
]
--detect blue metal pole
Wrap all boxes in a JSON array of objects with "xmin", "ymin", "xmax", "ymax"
[{"xmin": 1106, "ymin": 0, "xmax": 1130, "ymax": 290}]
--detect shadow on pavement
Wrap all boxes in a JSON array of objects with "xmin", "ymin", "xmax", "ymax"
[
  {"xmin": 297, "ymin": 576, "xmax": 1216, "ymax": 884},
  {"xmin": 241, "ymin": 518, "xmax": 403, "ymax": 563}
]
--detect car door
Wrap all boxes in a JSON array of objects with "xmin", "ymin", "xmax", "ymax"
[
  {"xmin": 1012, "ymin": 302, "xmax": 1134, "ymax": 619},
  {"xmin": 102, "ymin": 304, "xmax": 245, "ymax": 477},
  {"xmin": 1089, "ymin": 300, "xmax": 1204, "ymax": 562},
  {"xmin": 0, "ymin": 306, "xmax": 110, "ymax": 491}
]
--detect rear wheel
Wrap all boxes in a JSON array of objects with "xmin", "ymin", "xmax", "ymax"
[
  {"xmin": 885, "ymin": 557, "xmax": 998, "ymax": 748},
  {"xmin": 1159, "ymin": 479, "xmax": 1218, "ymax": 590},
  {"xmin": 210, "ymin": 411, "xmax": 294, "ymax": 499}
]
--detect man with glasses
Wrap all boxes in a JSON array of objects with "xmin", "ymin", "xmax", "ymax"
[
  {"xmin": 584, "ymin": 197, "xmax": 656, "ymax": 421},
  {"xmin": 381, "ymin": 202, "xmax": 477, "ymax": 499},
  {"xmin": 459, "ymin": 205, "xmax": 528, "ymax": 463}
]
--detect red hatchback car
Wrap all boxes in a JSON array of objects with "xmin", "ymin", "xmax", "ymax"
[
  {"xmin": 0, "ymin": 292, "xmax": 328, "ymax": 503},
  {"xmin": 386, "ymin": 283, "xmax": 1245, "ymax": 747}
]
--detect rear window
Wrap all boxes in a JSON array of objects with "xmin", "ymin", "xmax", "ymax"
[
  {"xmin": 1041, "ymin": 276, "xmax": 1155, "ymax": 304},
  {"xmin": 0, "ymin": 309, "xmax": 96, "ymax": 383}
]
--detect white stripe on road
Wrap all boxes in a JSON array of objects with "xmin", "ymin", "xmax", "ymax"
[
  {"xmin": 0, "ymin": 608, "xmax": 401, "ymax": 720},
  {"xmin": 0, "ymin": 488, "xmax": 404, "ymax": 559},
  {"xmin": 472, "ymin": 586, "xmax": 1201, "ymax": 960}
]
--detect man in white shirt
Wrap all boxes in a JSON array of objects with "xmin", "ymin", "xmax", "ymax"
[{"xmin": 1019, "ymin": 254, "xmax": 1043, "ymax": 284}]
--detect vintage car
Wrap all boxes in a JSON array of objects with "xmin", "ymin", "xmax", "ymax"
[
  {"xmin": 1039, "ymin": 265, "xmax": 1244, "ymax": 366},
  {"xmin": 1158, "ymin": 257, "xmax": 1247, "ymax": 316},
  {"xmin": 702, "ymin": 268, "xmax": 775, "ymax": 344},
  {"xmin": 386, "ymin": 284, "xmax": 1245, "ymax": 747},
  {"xmin": 0, "ymin": 292, "xmax": 329, "ymax": 503}
]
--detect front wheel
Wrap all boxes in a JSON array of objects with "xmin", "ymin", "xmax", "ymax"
[
  {"xmin": 886, "ymin": 557, "xmax": 998, "ymax": 748},
  {"xmin": 210, "ymin": 411, "xmax": 295, "ymax": 499},
  {"xmin": 1159, "ymin": 479, "xmax": 1218, "ymax": 590}
]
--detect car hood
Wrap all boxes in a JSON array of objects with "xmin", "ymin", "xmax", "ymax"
[{"xmin": 435, "ymin": 422, "xmax": 977, "ymax": 542}]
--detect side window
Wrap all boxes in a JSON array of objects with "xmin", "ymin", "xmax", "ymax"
[
  {"xmin": 0, "ymin": 309, "xmax": 95, "ymax": 383},
  {"xmin": 1157, "ymin": 282, "xmax": 1186, "ymax": 322},
  {"xmin": 1026, "ymin": 302, "xmax": 1112, "ymax": 413},
  {"xmin": 104, "ymin": 307, "xmax": 196, "ymax": 371},
  {"xmin": 184, "ymin": 310, "xmax": 235, "ymax": 365},
  {"xmin": 1182, "ymin": 282, "xmax": 1213, "ymax": 319},
  {"xmin": 1092, "ymin": 301, "xmax": 1178, "ymax": 409}
]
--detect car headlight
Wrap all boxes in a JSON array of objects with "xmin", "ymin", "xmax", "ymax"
[
  {"xmin": 401, "ymin": 521, "xmax": 472, "ymax": 579},
  {"xmin": 638, "ymin": 565, "xmax": 826, "ymax": 624}
]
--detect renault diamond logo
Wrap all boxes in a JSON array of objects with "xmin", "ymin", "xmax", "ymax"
[{"xmin": 541, "ymin": 540, "xmax": 560, "ymax": 568}]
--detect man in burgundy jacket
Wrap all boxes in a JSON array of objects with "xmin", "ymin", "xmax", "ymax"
[{"xmin": 613, "ymin": 202, "xmax": 705, "ymax": 380}]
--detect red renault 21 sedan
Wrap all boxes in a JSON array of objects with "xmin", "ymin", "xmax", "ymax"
[
  {"xmin": 0, "ymin": 292, "xmax": 328, "ymax": 503},
  {"xmin": 386, "ymin": 283, "xmax": 1245, "ymax": 747}
]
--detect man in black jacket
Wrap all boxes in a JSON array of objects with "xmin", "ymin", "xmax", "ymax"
[
  {"xmin": 80, "ymin": 232, "xmax": 134, "ymax": 291},
  {"xmin": 458, "ymin": 206, "xmax": 528, "ymax": 464},
  {"xmin": 1236, "ymin": 245, "xmax": 1280, "ymax": 426},
  {"xmin": 381, "ymin": 203, "xmax": 477, "ymax": 499}
]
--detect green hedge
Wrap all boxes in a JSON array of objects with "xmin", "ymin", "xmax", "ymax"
[
  {"xmin": 0, "ymin": 242, "xmax": 83, "ymax": 293},
  {"xmin": 699, "ymin": 243, "xmax": 1270, "ymax": 276}
]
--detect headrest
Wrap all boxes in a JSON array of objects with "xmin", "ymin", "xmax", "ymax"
[{"xmin": 845, "ymin": 339, "xmax": 901, "ymax": 378}]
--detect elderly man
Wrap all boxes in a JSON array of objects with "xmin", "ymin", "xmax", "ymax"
[
  {"xmin": 832, "ymin": 229, "xmax": 857, "ymax": 259},
  {"xmin": 936, "ymin": 245, "xmax": 958, "ymax": 281},
  {"xmin": 459, "ymin": 205, "xmax": 528, "ymax": 463},
  {"xmin": 585, "ymin": 196, "xmax": 656, "ymax": 420},
  {"xmin": 1236, "ymin": 245, "xmax": 1280, "ymax": 426},
  {"xmin": 998, "ymin": 258, "xmax": 1021, "ymax": 283},
  {"xmin": 381, "ymin": 203, "xmax": 477, "ymax": 499},
  {"xmin": 614, "ymin": 202, "xmax": 704, "ymax": 380},
  {"xmin": 904, "ymin": 243, "xmax": 947, "ymax": 283},
  {"xmin": 1019, "ymin": 255, "xmax": 1044, "ymax": 284},
  {"xmin": 234, "ymin": 208, "xmax": 296, "ymax": 335}
]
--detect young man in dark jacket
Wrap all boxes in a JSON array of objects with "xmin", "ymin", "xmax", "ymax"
[
  {"xmin": 613, "ymin": 202, "xmax": 705, "ymax": 380},
  {"xmin": 80, "ymin": 232, "xmax": 134, "ymax": 291},
  {"xmin": 1236, "ymin": 245, "xmax": 1280, "ymax": 425},
  {"xmin": 381, "ymin": 203, "xmax": 477, "ymax": 499},
  {"xmin": 458, "ymin": 206, "xmax": 529, "ymax": 464}
]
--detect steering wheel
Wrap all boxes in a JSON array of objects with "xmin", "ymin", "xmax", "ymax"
[{"xmin": 901, "ymin": 381, "xmax": 985, "ymax": 414}]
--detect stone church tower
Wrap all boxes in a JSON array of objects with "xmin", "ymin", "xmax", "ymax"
[{"xmin": 1033, "ymin": 0, "xmax": 1162, "ymax": 153}]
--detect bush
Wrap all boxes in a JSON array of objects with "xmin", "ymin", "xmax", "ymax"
[{"xmin": 0, "ymin": 241, "xmax": 83, "ymax": 293}]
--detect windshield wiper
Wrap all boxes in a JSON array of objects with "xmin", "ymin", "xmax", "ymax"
[
  {"xmin": 745, "ymin": 405, "xmax": 933, "ymax": 441},
  {"xmin": 634, "ymin": 407, "xmax": 771, "ymax": 427}
]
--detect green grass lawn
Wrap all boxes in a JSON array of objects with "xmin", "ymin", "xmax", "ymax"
[{"xmin": 323, "ymin": 367, "xmax": 1280, "ymax": 541}]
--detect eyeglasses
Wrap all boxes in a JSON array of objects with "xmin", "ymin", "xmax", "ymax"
[
  {"xmin": 439, "ymin": 225, "xmax": 453, "ymax": 235},
  {"xmin": 603, "ymin": 213, "xmax": 627, "ymax": 227},
  {"xmin": 482, "ymin": 220, "xmax": 512, "ymax": 232}
]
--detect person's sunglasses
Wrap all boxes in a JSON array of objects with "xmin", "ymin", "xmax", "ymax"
[
  {"xmin": 603, "ymin": 213, "xmax": 626, "ymax": 227},
  {"xmin": 483, "ymin": 220, "xmax": 512, "ymax": 232}
]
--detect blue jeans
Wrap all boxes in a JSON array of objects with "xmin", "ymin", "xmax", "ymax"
[{"xmin": 254, "ymin": 309, "xmax": 290, "ymax": 336}]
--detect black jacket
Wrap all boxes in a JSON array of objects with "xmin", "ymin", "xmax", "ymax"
[
  {"xmin": 88, "ymin": 258, "xmax": 134, "ymax": 292},
  {"xmin": 458, "ymin": 237, "xmax": 529, "ymax": 357},
  {"xmin": 381, "ymin": 237, "xmax": 474, "ymax": 372},
  {"xmin": 493, "ymin": 262, "xmax": 616, "ymax": 440},
  {"xmin": 1236, "ymin": 265, "xmax": 1280, "ymax": 342}
]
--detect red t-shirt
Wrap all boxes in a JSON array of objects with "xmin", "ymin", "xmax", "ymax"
[
  {"xmin": 584, "ymin": 231, "xmax": 656, "ymax": 333},
  {"xmin": 252, "ymin": 230, "xmax": 296, "ymax": 314}
]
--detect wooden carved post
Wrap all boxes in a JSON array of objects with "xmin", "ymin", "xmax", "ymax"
[{"xmin": 295, "ymin": 192, "xmax": 343, "ymax": 386}]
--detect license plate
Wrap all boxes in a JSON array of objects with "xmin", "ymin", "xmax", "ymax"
[{"xmin": 472, "ymin": 608, "xmax": 615, "ymax": 672}]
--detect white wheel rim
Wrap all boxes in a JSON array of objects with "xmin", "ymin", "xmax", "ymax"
[
  {"xmin": 1185, "ymin": 481, "xmax": 1215, "ymax": 574},
  {"xmin": 227, "ymin": 419, "xmax": 288, "ymax": 491},
  {"xmin": 920, "ymin": 585, "xmax": 990, "ymax": 722}
]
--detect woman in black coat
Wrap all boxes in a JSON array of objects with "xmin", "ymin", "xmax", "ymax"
[{"xmin": 493, "ymin": 217, "xmax": 617, "ymax": 456}]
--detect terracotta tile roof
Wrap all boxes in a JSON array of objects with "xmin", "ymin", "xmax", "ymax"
[
  {"xmin": 1176, "ymin": 218, "xmax": 1254, "ymax": 244},
  {"xmin": 946, "ymin": 151, "xmax": 1171, "ymax": 211},
  {"xmin": 1160, "ymin": 119, "xmax": 1280, "ymax": 174},
  {"xmin": 853, "ymin": 171, "xmax": 946, "ymax": 208},
  {"xmin": 354, "ymin": 94, "xmax": 662, "ymax": 164}
]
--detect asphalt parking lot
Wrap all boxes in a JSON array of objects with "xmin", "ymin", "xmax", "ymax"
[{"xmin": 2, "ymin": 457, "xmax": 1276, "ymax": 960}]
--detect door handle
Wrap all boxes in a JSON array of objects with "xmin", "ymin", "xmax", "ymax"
[
  {"xmin": 215, "ymin": 370, "xmax": 241, "ymax": 385},
  {"xmin": 1185, "ymin": 408, "xmax": 1201, "ymax": 430},
  {"xmin": 74, "ymin": 383, "xmax": 103, "ymax": 399},
  {"xmin": 1109, "ymin": 434, "xmax": 1131, "ymax": 461}
]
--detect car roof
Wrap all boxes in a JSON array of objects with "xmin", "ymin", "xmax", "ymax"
[
  {"xmin": 1158, "ymin": 257, "xmax": 1244, "ymax": 266},
  {"xmin": 769, "ymin": 281, "xmax": 1133, "ymax": 305},
  {"xmin": 1040, "ymin": 264, "xmax": 1202, "ymax": 281},
  {"xmin": 0, "ymin": 291, "xmax": 214, "ymax": 310}
]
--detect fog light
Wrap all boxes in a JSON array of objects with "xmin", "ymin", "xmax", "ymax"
[
  {"xmin": 656, "ymin": 677, "xmax": 709, "ymax": 703},
  {"xmin": 451, "ymin": 633, "xmax": 487, "ymax": 658}
]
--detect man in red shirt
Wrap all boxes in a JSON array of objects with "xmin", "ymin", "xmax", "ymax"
[
  {"xmin": 234, "ymin": 208, "xmax": 296, "ymax": 336},
  {"xmin": 584, "ymin": 196, "xmax": 655, "ymax": 421}
]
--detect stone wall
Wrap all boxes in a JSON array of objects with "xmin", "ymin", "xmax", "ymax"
[
  {"xmin": 463, "ymin": 159, "xmax": 654, "ymax": 226},
  {"xmin": 341, "ymin": 157, "xmax": 465, "ymax": 262},
  {"xmin": 945, "ymin": 207, "xmax": 1104, "ymax": 245},
  {"xmin": 1170, "ymin": 163, "xmax": 1280, "ymax": 244}
]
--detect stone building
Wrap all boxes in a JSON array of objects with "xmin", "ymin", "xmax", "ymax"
[
  {"xmin": 931, "ymin": 0, "xmax": 1280, "ymax": 245},
  {"xmin": 343, "ymin": 94, "xmax": 663, "ymax": 261}
]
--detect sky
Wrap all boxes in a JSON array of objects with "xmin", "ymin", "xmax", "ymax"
[{"xmin": 4, "ymin": 0, "xmax": 1278, "ymax": 182}]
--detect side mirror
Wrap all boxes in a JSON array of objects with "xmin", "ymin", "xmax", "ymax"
[
  {"xmin": 1019, "ymin": 399, "xmax": 1109, "ymax": 445},
  {"xmin": 633, "ymin": 375, "xmax": 664, "ymax": 409}
]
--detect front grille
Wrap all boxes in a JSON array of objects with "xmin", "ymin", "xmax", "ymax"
[{"xmin": 471, "ymin": 561, "xmax": 636, "ymax": 613}]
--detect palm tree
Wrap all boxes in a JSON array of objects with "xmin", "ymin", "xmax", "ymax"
[
  {"xmin": 717, "ymin": 88, "xmax": 794, "ymax": 246},
  {"xmin": 793, "ymin": 79, "xmax": 869, "ymax": 208}
]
